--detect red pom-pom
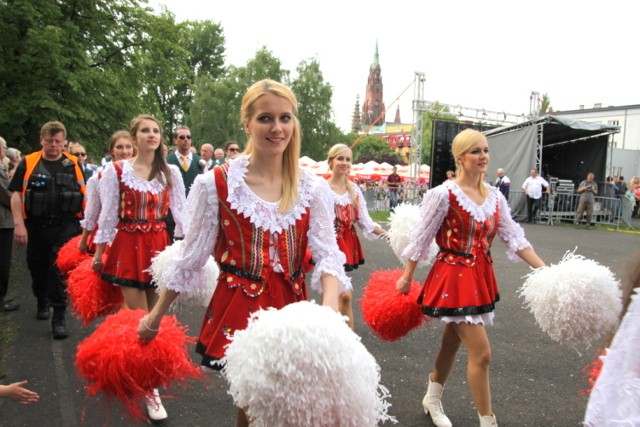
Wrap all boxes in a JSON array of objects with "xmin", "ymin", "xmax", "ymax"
[
  {"xmin": 578, "ymin": 348, "xmax": 606, "ymax": 396},
  {"xmin": 75, "ymin": 309, "xmax": 203, "ymax": 421},
  {"xmin": 360, "ymin": 269, "xmax": 428, "ymax": 341},
  {"xmin": 56, "ymin": 235, "xmax": 90, "ymax": 276},
  {"xmin": 67, "ymin": 257, "xmax": 123, "ymax": 326}
]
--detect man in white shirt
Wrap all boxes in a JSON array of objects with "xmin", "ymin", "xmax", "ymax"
[
  {"xmin": 521, "ymin": 168, "xmax": 550, "ymax": 223},
  {"xmin": 494, "ymin": 168, "xmax": 511, "ymax": 200}
]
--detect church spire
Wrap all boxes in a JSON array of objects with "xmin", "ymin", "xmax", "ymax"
[
  {"xmin": 362, "ymin": 42, "xmax": 385, "ymax": 126},
  {"xmin": 373, "ymin": 39, "xmax": 379, "ymax": 68}
]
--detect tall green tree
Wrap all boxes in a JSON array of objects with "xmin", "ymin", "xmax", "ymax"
[
  {"xmin": 0, "ymin": 0, "xmax": 154, "ymax": 153},
  {"xmin": 186, "ymin": 47, "xmax": 287, "ymax": 149},
  {"xmin": 290, "ymin": 58, "xmax": 339, "ymax": 160},
  {"xmin": 352, "ymin": 135, "xmax": 402, "ymax": 164},
  {"xmin": 140, "ymin": 10, "xmax": 225, "ymax": 139}
]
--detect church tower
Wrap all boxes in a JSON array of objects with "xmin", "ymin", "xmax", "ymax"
[
  {"xmin": 361, "ymin": 41, "xmax": 385, "ymax": 126},
  {"xmin": 351, "ymin": 95, "xmax": 362, "ymax": 133}
]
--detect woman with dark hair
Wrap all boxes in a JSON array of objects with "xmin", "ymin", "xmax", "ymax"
[
  {"xmin": 138, "ymin": 80, "xmax": 350, "ymax": 427},
  {"xmin": 92, "ymin": 115, "xmax": 186, "ymax": 421},
  {"xmin": 78, "ymin": 130, "xmax": 134, "ymax": 252},
  {"xmin": 396, "ymin": 129, "xmax": 546, "ymax": 427}
]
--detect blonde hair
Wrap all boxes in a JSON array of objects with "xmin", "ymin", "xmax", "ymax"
[
  {"xmin": 327, "ymin": 143, "xmax": 358, "ymax": 209},
  {"xmin": 241, "ymin": 79, "xmax": 300, "ymax": 213},
  {"xmin": 129, "ymin": 115, "xmax": 172, "ymax": 189},
  {"xmin": 451, "ymin": 128, "xmax": 488, "ymax": 197}
]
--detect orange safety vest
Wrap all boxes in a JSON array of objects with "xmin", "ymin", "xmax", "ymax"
[{"xmin": 20, "ymin": 151, "xmax": 86, "ymax": 219}]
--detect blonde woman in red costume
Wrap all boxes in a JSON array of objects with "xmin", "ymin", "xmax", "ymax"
[
  {"xmin": 326, "ymin": 143, "xmax": 387, "ymax": 329},
  {"xmin": 397, "ymin": 129, "xmax": 546, "ymax": 427},
  {"xmin": 138, "ymin": 80, "xmax": 351, "ymax": 427}
]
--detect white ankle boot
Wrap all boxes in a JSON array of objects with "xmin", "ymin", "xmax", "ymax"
[
  {"xmin": 478, "ymin": 412, "xmax": 497, "ymax": 427},
  {"xmin": 422, "ymin": 374, "xmax": 452, "ymax": 427},
  {"xmin": 146, "ymin": 388, "xmax": 168, "ymax": 421}
]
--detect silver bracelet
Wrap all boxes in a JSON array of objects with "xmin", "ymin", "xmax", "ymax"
[
  {"xmin": 142, "ymin": 319, "xmax": 160, "ymax": 332},
  {"xmin": 399, "ymin": 277, "xmax": 411, "ymax": 285}
]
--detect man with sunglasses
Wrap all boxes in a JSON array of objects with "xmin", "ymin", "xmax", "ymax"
[
  {"xmin": 71, "ymin": 144, "xmax": 96, "ymax": 180},
  {"xmin": 166, "ymin": 126, "xmax": 201, "ymax": 240}
]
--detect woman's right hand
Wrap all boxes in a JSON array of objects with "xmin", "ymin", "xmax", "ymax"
[
  {"xmin": 396, "ymin": 276, "xmax": 412, "ymax": 294},
  {"xmin": 91, "ymin": 255, "xmax": 103, "ymax": 273},
  {"xmin": 138, "ymin": 314, "xmax": 160, "ymax": 343},
  {"xmin": 78, "ymin": 238, "xmax": 88, "ymax": 252}
]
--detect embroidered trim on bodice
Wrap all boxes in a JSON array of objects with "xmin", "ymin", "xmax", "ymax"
[
  {"xmin": 446, "ymin": 180, "xmax": 498, "ymax": 222},
  {"xmin": 225, "ymin": 155, "xmax": 315, "ymax": 234}
]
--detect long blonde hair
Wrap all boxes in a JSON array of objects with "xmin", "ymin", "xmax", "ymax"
[
  {"xmin": 327, "ymin": 143, "xmax": 358, "ymax": 209},
  {"xmin": 241, "ymin": 79, "xmax": 300, "ymax": 213},
  {"xmin": 129, "ymin": 115, "xmax": 172, "ymax": 189},
  {"xmin": 451, "ymin": 128, "xmax": 488, "ymax": 197}
]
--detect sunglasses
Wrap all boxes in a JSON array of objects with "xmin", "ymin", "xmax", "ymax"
[
  {"xmin": 73, "ymin": 152, "xmax": 87, "ymax": 157},
  {"xmin": 177, "ymin": 135, "xmax": 192, "ymax": 140},
  {"xmin": 227, "ymin": 147, "xmax": 240, "ymax": 153}
]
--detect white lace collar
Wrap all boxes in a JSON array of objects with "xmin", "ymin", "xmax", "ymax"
[
  {"xmin": 445, "ymin": 180, "xmax": 498, "ymax": 222},
  {"xmin": 226, "ymin": 155, "xmax": 314, "ymax": 233},
  {"xmin": 331, "ymin": 189, "xmax": 352, "ymax": 206},
  {"xmin": 119, "ymin": 160, "xmax": 166, "ymax": 195}
]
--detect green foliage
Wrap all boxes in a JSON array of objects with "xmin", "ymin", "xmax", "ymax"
[
  {"xmin": 540, "ymin": 93, "xmax": 552, "ymax": 114},
  {"xmin": 186, "ymin": 47, "xmax": 288, "ymax": 149},
  {"xmin": 0, "ymin": 0, "xmax": 225, "ymax": 157},
  {"xmin": 352, "ymin": 135, "xmax": 402, "ymax": 164},
  {"xmin": 291, "ymin": 58, "xmax": 340, "ymax": 160},
  {"xmin": 0, "ymin": 1, "xmax": 349, "ymax": 160},
  {"xmin": 420, "ymin": 102, "xmax": 458, "ymax": 165}
]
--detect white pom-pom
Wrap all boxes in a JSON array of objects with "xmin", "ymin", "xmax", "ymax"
[
  {"xmin": 223, "ymin": 301, "xmax": 396, "ymax": 426},
  {"xmin": 148, "ymin": 240, "xmax": 218, "ymax": 307},
  {"xmin": 388, "ymin": 203, "xmax": 437, "ymax": 268},
  {"xmin": 519, "ymin": 250, "xmax": 622, "ymax": 346}
]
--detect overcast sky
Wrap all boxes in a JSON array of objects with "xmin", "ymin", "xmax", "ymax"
[{"xmin": 149, "ymin": 0, "xmax": 638, "ymax": 133}]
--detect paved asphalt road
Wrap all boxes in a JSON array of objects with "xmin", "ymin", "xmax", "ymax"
[{"xmin": 0, "ymin": 220, "xmax": 638, "ymax": 426}]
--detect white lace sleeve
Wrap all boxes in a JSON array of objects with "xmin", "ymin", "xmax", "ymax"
[
  {"xmin": 168, "ymin": 165, "xmax": 187, "ymax": 238},
  {"xmin": 307, "ymin": 177, "xmax": 352, "ymax": 293},
  {"xmin": 496, "ymin": 190, "xmax": 532, "ymax": 262},
  {"xmin": 162, "ymin": 172, "xmax": 220, "ymax": 293},
  {"xmin": 584, "ymin": 290, "xmax": 640, "ymax": 426},
  {"xmin": 355, "ymin": 186, "xmax": 380, "ymax": 240},
  {"xmin": 80, "ymin": 174, "xmax": 101, "ymax": 231},
  {"xmin": 401, "ymin": 186, "xmax": 449, "ymax": 262},
  {"xmin": 94, "ymin": 163, "xmax": 120, "ymax": 244}
]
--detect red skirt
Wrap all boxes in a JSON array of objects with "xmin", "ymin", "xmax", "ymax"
[
  {"xmin": 337, "ymin": 226, "xmax": 365, "ymax": 272},
  {"xmin": 196, "ymin": 269, "xmax": 307, "ymax": 369},
  {"xmin": 101, "ymin": 229, "xmax": 169, "ymax": 289},
  {"xmin": 419, "ymin": 250, "xmax": 499, "ymax": 317}
]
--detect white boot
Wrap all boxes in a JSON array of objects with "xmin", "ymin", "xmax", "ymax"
[
  {"xmin": 478, "ymin": 412, "xmax": 497, "ymax": 427},
  {"xmin": 422, "ymin": 374, "xmax": 452, "ymax": 427},
  {"xmin": 146, "ymin": 388, "xmax": 168, "ymax": 421}
]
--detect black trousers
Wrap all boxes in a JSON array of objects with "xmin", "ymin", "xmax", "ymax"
[
  {"xmin": 25, "ymin": 219, "xmax": 80, "ymax": 309},
  {"xmin": 526, "ymin": 196, "xmax": 541, "ymax": 222},
  {"xmin": 0, "ymin": 228, "xmax": 13, "ymax": 302}
]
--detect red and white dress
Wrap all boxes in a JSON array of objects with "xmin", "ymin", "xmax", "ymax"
[
  {"xmin": 402, "ymin": 180, "xmax": 531, "ymax": 325},
  {"xmin": 94, "ymin": 161, "xmax": 186, "ymax": 289},
  {"xmin": 160, "ymin": 155, "xmax": 351, "ymax": 369},
  {"xmin": 80, "ymin": 167, "xmax": 106, "ymax": 253},
  {"xmin": 330, "ymin": 186, "xmax": 381, "ymax": 271}
]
